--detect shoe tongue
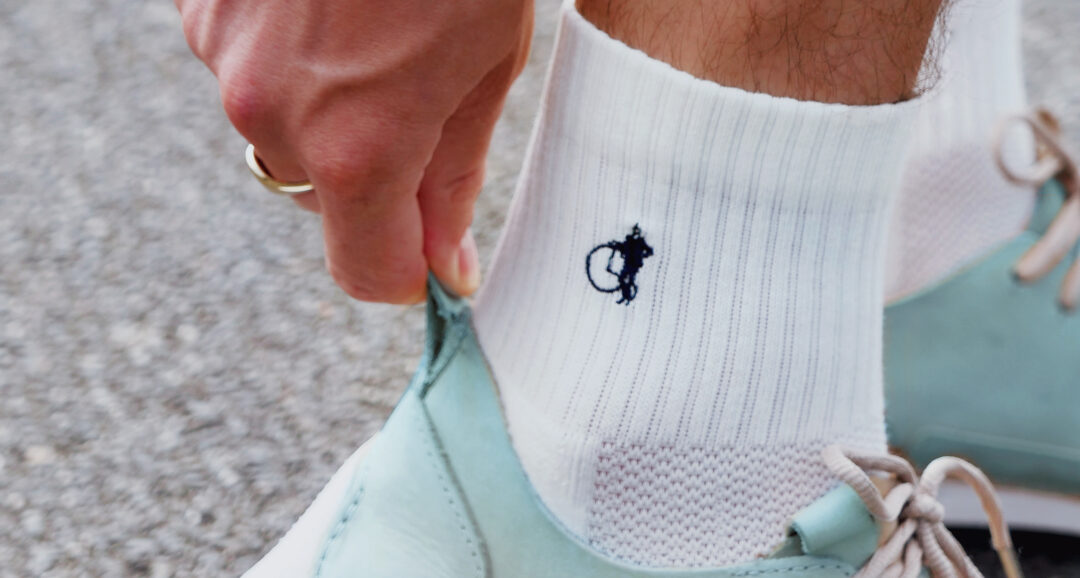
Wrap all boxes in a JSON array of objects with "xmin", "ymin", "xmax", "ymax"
[
  {"xmin": 1027, "ymin": 178, "xmax": 1068, "ymax": 235},
  {"xmin": 786, "ymin": 485, "xmax": 880, "ymax": 569}
]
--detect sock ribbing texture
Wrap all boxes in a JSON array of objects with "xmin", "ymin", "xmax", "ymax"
[
  {"xmin": 474, "ymin": 3, "xmax": 921, "ymax": 567},
  {"xmin": 886, "ymin": 0, "xmax": 1032, "ymax": 301}
]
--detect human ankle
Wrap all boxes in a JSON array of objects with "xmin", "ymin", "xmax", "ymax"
[
  {"xmin": 473, "ymin": 4, "xmax": 924, "ymax": 566},
  {"xmin": 575, "ymin": 0, "xmax": 942, "ymax": 104}
]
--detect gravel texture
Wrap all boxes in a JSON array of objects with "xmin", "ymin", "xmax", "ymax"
[{"xmin": 0, "ymin": 0, "xmax": 1078, "ymax": 576}]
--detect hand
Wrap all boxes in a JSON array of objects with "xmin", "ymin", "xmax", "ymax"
[{"xmin": 177, "ymin": 0, "xmax": 533, "ymax": 303}]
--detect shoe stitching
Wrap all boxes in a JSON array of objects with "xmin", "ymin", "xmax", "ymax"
[
  {"xmin": 313, "ymin": 484, "xmax": 365, "ymax": 577},
  {"xmin": 413, "ymin": 404, "xmax": 485, "ymax": 578},
  {"xmin": 311, "ymin": 402, "xmax": 483, "ymax": 577}
]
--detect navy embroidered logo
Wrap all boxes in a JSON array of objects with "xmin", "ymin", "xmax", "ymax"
[{"xmin": 586, "ymin": 224, "xmax": 654, "ymax": 305}]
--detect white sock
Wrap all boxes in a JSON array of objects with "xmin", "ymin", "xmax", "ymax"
[
  {"xmin": 473, "ymin": 3, "xmax": 921, "ymax": 568},
  {"xmin": 885, "ymin": 0, "xmax": 1032, "ymax": 300}
]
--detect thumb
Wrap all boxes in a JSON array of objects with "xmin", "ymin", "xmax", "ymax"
[{"xmin": 419, "ymin": 60, "xmax": 516, "ymax": 297}]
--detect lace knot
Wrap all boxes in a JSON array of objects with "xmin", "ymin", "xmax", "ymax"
[
  {"xmin": 822, "ymin": 445, "xmax": 1024, "ymax": 578},
  {"xmin": 904, "ymin": 492, "xmax": 945, "ymax": 524}
]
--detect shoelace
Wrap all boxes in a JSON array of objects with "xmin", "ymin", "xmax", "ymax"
[
  {"xmin": 823, "ymin": 446, "xmax": 1024, "ymax": 578},
  {"xmin": 993, "ymin": 108, "xmax": 1080, "ymax": 309}
]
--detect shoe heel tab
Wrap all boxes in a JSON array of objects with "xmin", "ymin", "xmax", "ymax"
[
  {"xmin": 420, "ymin": 273, "xmax": 470, "ymax": 394},
  {"xmin": 427, "ymin": 273, "xmax": 469, "ymax": 321}
]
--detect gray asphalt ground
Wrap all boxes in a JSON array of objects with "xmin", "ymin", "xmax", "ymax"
[{"xmin": 1, "ymin": 0, "xmax": 1078, "ymax": 576}]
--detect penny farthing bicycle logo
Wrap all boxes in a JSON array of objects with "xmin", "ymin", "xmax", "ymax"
[{"xmin": 586, "ymin": 224, "xmax": 654, "ymax": 305}]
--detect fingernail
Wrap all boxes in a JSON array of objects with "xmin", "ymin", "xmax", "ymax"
[{"xmin": 456, "ymin": 229, "xmax": 481, "ymax": 295}]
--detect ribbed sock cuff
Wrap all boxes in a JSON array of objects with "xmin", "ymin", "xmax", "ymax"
[{"xmin": 540, "ymin": 3, "xmax": 924, "ymax": 213}]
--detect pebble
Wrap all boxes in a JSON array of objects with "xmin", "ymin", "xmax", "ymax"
[
  {"xmin": 21, "ymin": 510, "xmax": 46, "ymax": 538},
  {"xmin": 24, "ymin": 445, "xmax": 58, "ymax": 466}
]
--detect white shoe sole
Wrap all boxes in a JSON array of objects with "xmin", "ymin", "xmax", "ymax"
[
  {"xmin": 939, "ymin": 479, "xmax": 1080, "ymax": 536},
  {"xmin": 242, "ymin": 438, "xmax": 376, "ymax": 578}
]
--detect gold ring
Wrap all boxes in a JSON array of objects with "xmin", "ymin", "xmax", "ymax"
[{"xmin": 245, "ymin": 144, "xmax": 315, "ymax": 196}]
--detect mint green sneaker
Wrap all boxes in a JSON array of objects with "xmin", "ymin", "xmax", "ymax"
[
  {"xmin": 244, "ymin": 277, "xmax": 1019, "ymax": 578},
  {"xmin": 885, "ymin": 110, "xmax": 1080, "ymax": 535}
]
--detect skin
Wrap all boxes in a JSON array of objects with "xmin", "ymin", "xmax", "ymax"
[
  {"xmin": 578, "ymin": 0, "xmax": 945, "ymax": 105},
  {"xmin": 176, "ymin": 0, "xmax": 533, "ymax": 303},
  {"xmin": 177, "ymin": 0, "xmax": 939, "ymax": 304}
]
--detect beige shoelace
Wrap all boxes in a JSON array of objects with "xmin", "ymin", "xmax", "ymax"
[
  {"xmin": 994, "ymin": 109, "xmax": 1080, "ymax": 309},
  {"xmin": 823, "ymin": 446, "xmax": 1024, "ymax": 578}
]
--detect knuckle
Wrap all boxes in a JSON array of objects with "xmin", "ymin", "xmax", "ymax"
[
  {"xmin": 299, "ymin": 112, "xmax": 438, "ymax": 203},
  {"xmin": 304, "ymin": 138, "xmax": 416, "ymax": 199},
  {"xmin": 441, "ymin": 167, "xmax": 486, "ymax": 205},
  {"xmin": 180, "ymin": 13, "xmax": 203, "ymax": 56},
  {"xmin": 178, "ymin": 2, "xmax": 206, "ymax": 54},
  {"xmin": 304, "ymin": 149, "xmax": 365, "ymax": 195},
  {"xmin": 178, "ymin": 0, "xmax": 218, "ymax": 64},
  {"xmin": 218, "ymin": 66, "xmax": 272, "ymax": 137}
]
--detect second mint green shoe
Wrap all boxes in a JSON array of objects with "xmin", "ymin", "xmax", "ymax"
[
  {"xmin": 885, "ymin": 110, "xmax": 1080, "ymax": 535},
  {"xmin": 244, "ymin": 277, "xmax": 1020, "ymax": 578}
]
